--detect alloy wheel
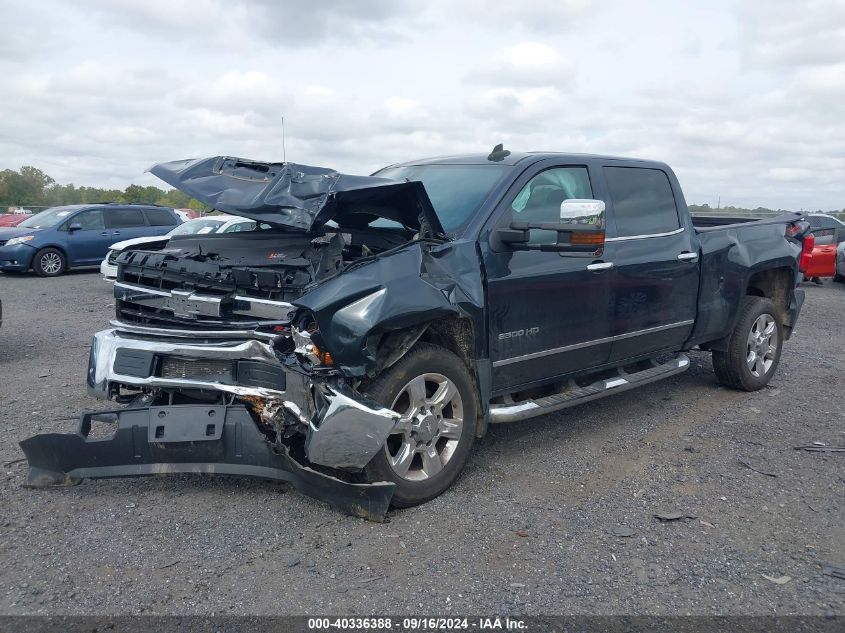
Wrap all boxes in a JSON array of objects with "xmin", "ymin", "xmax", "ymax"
[
  {"xmin": 746, "ymin": 313, "xmax": 777, "ymax": 377},
  {"xmin": 384, "ymin": 373, "xmax": 464, "ymax": 481},
  {"xmin": 40, "ymin": 252, "xmax": 63, "ymax": 275}
]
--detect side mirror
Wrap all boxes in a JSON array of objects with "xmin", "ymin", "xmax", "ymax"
[
  {"xmin": 560, "ymin": 199, "xmax": 605, "ymax": 224},
  {"xmin": 68, "ymin": 223, "xmax": 83, "ymax": 232},
  {"xmin": 495, "ymin": 199, "xmax": 606, "ymax": 254}
]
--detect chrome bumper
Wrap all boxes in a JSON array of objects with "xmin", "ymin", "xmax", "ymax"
[{"xmin": 86, "ymin": 325, "xmax": 398, "ymax": 470}]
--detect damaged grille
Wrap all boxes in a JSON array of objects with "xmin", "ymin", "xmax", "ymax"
[
  {"xmin": 113, "ymin": 231, "xmax": 343, "ymax": 330},
  {"xmin": 159, "ymin": 358, "xmax": 233, "ymax": 381}
]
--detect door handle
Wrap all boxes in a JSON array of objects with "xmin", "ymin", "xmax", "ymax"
[
  {"xmin": 112, "ymin": 231, "xmax": 121, "ymax": 235},
  {"xmin": 586, "ymin": 261, "xmax": 614, "ymax": 272},
  {"xmin": 100, "ymin": 231, "xmax": 109, "ymax": 236},
  {"xmin": 677, "ymin": 252, "xmax": 698, "ymax": 262}
]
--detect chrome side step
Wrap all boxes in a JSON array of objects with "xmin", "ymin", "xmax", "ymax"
[{"xmin": 489, "ymin": 354, "xmax": 690, "ymax": 424}]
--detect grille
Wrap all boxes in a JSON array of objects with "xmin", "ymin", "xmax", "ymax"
[{"xmin": 159, "ymin": 357, "xmax": 234, "ymax": 382}]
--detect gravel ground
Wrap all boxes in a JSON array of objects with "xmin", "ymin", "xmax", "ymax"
[{"xmin": 0, "ymin": 270, "xmax": 843, "ymax": 616}]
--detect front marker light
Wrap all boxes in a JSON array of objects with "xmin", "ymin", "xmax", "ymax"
[{"xmin": 5, "ymin": 235, "xmax": 35, "ymax": 246}]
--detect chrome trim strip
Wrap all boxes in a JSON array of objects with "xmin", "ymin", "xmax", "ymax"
[
  {"xmin": 115, "ymin": 281, "xmax": 169, "ymax": 297},
  {"xmin": 232, "ymin": 295, "xmax": 295, "ymax": 320},
  {"xmin": 233, "ymin": 295, "xmax": 294, "ymax": 307},
  {"xmin": 110, "ymin": 320, "xmax": 277, "ymax": 341},
  {"xmin": 492, "ymin": 320, "xmax": 695, "ymax": 367},
  {"xmin": 605, "ymin": 227, "xmax": 684, "ymax": 242}
]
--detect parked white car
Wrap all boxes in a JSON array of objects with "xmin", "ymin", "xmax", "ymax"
[{"xmin": 100, "ymin": 215, "xmax": 259, "ymax": 280}]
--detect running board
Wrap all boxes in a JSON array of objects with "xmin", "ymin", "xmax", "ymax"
[{"xmin": 489, "ymin": 354, "xmax": 690, "ymax": 424}]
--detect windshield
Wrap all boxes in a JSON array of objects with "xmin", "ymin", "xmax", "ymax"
[
  {"xmin": 18, "ymin": 207, "xmax": 80, "ymax": 229},
  {"xmin": 167, "ymin": 218, "xmax": 226, "ymax": 236},
  {"xmin": 374, "ymin": 164, "xmax": 509, "ymax": 233}
]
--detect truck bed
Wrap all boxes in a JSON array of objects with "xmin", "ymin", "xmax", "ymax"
[{"xmin": 692, "ymin": 212, "xmax": 803, "ymax": 232}]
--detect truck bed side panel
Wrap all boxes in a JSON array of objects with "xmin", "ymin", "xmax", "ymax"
[{"xmin": 688, "ymin": 224, "xmax": 801, "ymax": 347}]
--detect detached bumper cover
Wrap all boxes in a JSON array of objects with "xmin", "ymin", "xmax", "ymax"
[
  {"xmin": 86, "ymin": 326, "xmax": 400, "ymax": 470},
  {"xmin": 19, "ymin": 405, "xmax": 395, "ymax": 521}
]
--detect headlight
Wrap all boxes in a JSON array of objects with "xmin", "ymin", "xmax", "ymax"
[
  {"xmin": 291, "ymin": 312, "xmax": 333, "ymax": 366},
  {"xmin": 5, "ymin": 235, "xmax": 35, "ymax": 246}
]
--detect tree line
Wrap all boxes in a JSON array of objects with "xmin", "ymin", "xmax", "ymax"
[
  {"xmin": 0, "ymin": 166, "xmax": 207, "ymax": 211},
  {"xmin": 1, "ymin": 165, "xmax": 843, "ymax": 221}
]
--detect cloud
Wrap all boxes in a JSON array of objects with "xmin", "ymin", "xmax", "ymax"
[
  {"xmin": 469, "ymin": 42, "xmax": 574, "ymax": 87},
  {"xmin": 453, "ymin": 0, "xmax": 595, "ymax": 33},
  {"xmin": 0, "ymin": 0, "xmax": 843, "ymax": 212},
  {"xmin": 79, "ymin": 0, "xmax": 421, "ymax": 47},
  {"xmin": 737, "ymin": 0, "xmax": 845, "ymax": 68}
]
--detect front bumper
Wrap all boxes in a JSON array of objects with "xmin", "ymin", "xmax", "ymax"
[
  {"xmin": 86, "ymin": 323, "xmax": 399, "ymax": 471},
  {"xmin": 100, "ymin": 259, "xmax": 117, "ymax": 280},
  {"xmin": 0, "ymin": 243, "xmax": 36, "ymax": 271},
  {"xmin": 20, "ymin": 404, "xmax": 395, "ymax": 521}
]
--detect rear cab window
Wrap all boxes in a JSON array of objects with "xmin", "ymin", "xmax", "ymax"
[{"xmin": 603, "ymin": 167, "xmax": 680, "ymax": 237}]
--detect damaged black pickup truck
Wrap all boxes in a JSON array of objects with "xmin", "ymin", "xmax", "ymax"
[{"xmin": 21, "ymin": 150, "xmax": 813, "ymax": 520}]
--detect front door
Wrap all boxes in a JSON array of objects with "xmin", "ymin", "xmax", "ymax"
[
  {"xmin": 483, "ymin": 164, "xmax": 617, "ymax": 392},
  {"xmin": 63, "ymin": 209, "xmax": 111, "ymax": 265}
]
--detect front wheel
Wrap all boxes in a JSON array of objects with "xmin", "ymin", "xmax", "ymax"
[
  {"xmin": 33, "ymin": 248, "xmax": 67, "ymax": 277},
  {"xmin": 364, "ymin": 343, "xmax": 477, "ymax": 507},
  {"xmin": 712, "ymin": 296, "xmax": 783, "ymax": 391}
]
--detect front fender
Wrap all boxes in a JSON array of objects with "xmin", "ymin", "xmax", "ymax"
[{"xmin": 294, "ymin": 240, "xmax": 485, "ymax": 378}]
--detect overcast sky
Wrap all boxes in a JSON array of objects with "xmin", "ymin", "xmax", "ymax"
[{"xmin": 1, "ymin": 0, "xmax": 843, "ymax": 210}]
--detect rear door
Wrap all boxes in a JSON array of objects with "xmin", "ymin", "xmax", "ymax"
[
  {"xmin": 601, "ymin": 165, "xmax": 699, "ymax": 362},
  {"xmin": 483, "ymin": 161, "xmax": 618, "ymax": 392},
  {"xmin": 104, "ymin": 207, "xmax": 150, "ymax": 246},
  {"xmin": 142, "ymin": 208, "xmax": 180, "ymax": 236},
  {"xmin": 62, "ymin": 209, "xmax": 110, "ymax": 265}
]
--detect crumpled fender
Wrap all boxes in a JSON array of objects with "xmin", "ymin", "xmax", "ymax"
[{"xmin": 294, "ymin": 239, "xmax": 486, "ymax": 378}]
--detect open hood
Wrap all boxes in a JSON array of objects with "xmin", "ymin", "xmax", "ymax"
[{"xmin": 149, "ymin": 156, "xmax": 445, "ymax": 236}]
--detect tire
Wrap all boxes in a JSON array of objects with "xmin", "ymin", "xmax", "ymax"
[
  {"xmin": 33, "ymin": 248, "xmax": 67, "ymax": 277},
  {"xmin": 363, "ymin": 342, "xmax": 477, "ymax": 507},
  {"xmin": 834, "ymin": 273, "xmax": 844, "ymax": 283},
  {"xmin": 712, "ymin": 296, "xmax": 783, "ymax": 391}
]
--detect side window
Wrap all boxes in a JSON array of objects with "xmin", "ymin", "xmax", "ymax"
[
  {"xmin": 222, "ymin": 221, "xmax": 256, "ymax": 233},
  {"xmin": 809, "ymin": 217, "xmax": 842, "ymax": 245},
  {"xmin": 106, "ymin": 208, "xmax": 146, "ymax": 229},
  {"xmin": 604, "ymin": 167, "xmax": 680, "ymax": 237},
  {"xmin": 510, "ymin": 166, "xmax": 592, "ymax": 244},
  {"xmin": 143, "ymin": 208, "xmax": 178, "ymax": 227},
  {"xmin": 71, "ymin": 209, "xmax": 105, "ymax": 230}
]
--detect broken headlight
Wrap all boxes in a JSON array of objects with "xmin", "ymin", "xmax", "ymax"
[{"xmin": 291, "ymin": 311, "xmax": 333, "ymax": 367}]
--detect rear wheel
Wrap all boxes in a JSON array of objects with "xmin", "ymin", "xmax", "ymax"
[
  {"xmin": 834, "ymin": 273, "xmax": 844, "ymax": 283},
  {"xmin": 712, "ymin": 296, "xmax": 783, "ymax": 391},
  {"xmin": 364, "ymin": 343, "xmax": 477, "ymax": 507},
  {"xmin": 33, "ymin": 248, "xmax": 67, "ymax": 277}
]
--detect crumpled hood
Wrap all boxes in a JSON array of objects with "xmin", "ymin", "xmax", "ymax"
[{"xmin": 149, "ymin": 156, "xmax": 445, "ymax": 236}]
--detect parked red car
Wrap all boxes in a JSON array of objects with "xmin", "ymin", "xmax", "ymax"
[
  {"xmin": 0, "ymin": 213, "xmax": 32, "ymax": 227},
  {"xmin": 805, "ymin": 213, "xmax": 844, "ymax": 281},
  {"xmin": 805, "ymin": 243, "xmax": 837, "ymax": 279}
]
